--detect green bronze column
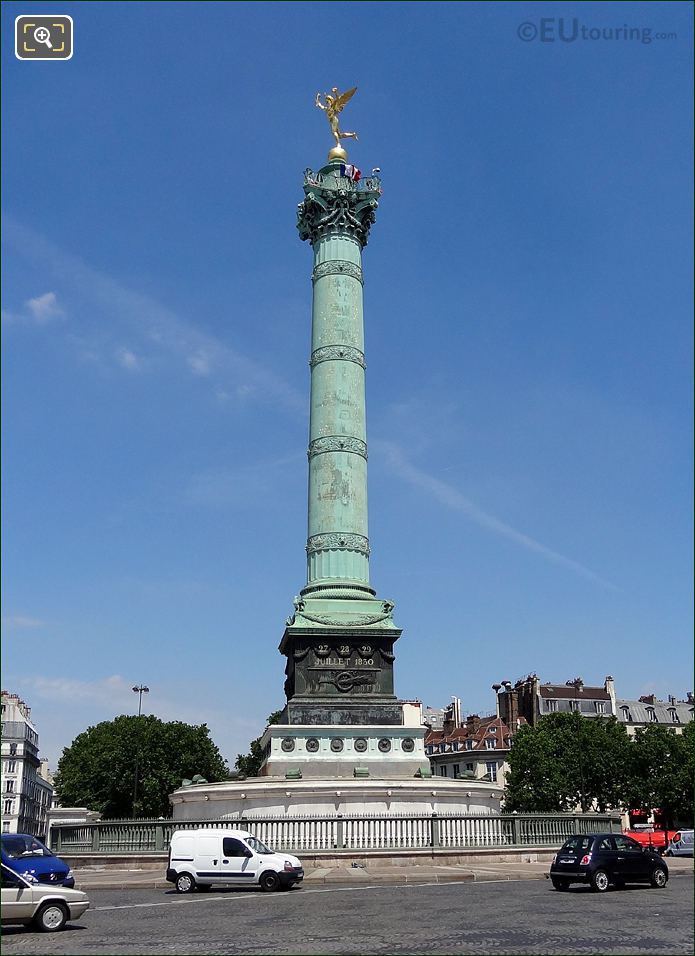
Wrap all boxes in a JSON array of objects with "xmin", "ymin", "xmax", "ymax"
[
  {"xmin": 269, "ymin": 89, "xmax": 430, "ymax": 779},
  {"xmin": 298, "ymin": 164, "xmax": 380, "ymax": 595}
]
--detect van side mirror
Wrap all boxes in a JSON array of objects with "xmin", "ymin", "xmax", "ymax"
[{"xmin": 244, "ymin": 849, "xmax": 253, "ymax": 858}]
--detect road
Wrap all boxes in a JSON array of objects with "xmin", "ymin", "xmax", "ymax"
[{"xmin": 2, "ymin": 873, "xmax": 692, "ymax": 955}]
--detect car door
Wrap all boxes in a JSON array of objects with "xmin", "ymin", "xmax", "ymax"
[
  {"xmin": 194, "ymin": 834, "xmax": 223, "ymax": 885},
  {"xmin": 614, "ymin": 835, "xmax": 648, "ymax": 880},
  {"xmin": 594, "ymin": 835, "xmax": 619, "ymax": 878},
  {"xmin": 1, "ymin": 865, "xmax": 35, "ymax": 921},
  {"xmin": 221, "ymin": 837, "xmax": 260, "ymax": 884}
]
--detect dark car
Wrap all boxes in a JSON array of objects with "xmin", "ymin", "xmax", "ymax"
[{"xmin": 549, "ymin": 833, "xmax": 668, "ymax": 892}]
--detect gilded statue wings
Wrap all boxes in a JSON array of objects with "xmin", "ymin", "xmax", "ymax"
[{"xmin": 327, "ymin": 86, "xmax": 357, "ymax": 117}]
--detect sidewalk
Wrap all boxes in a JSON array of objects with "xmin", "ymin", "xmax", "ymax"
[{"xmin": 71, "ymin": 857, "xmax": 691, "ymax": 890}]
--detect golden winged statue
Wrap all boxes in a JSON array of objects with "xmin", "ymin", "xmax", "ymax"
[{"xmin": 315, "ymin": 86, "xmax": 359, "ymax": 148}]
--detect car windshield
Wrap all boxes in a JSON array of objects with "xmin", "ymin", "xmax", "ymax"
[
  {"xmin": 245, "ymin": 836, "xmax": 273, "ymax": 855},
  {"xmin": 1, "ymin": 835, "xmax": 53, "ymax": 859},
  {"xmin": 560, "ymin": 836, "xmax": 593, "ymax": 855}
]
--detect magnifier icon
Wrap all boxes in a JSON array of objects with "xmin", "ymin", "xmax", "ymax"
[{"xmin": 34, "ymin": 26, "xmax": 53, "ymax": 48}]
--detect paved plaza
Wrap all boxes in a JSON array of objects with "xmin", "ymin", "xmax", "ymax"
[{"xmin": 2, "ymin": 870, "xmax": 692, "ymax": 955}]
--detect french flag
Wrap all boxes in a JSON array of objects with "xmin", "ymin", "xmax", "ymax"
[{"xmin": 340, "ymin": 163, "xmax": 361, "ymax": 182}]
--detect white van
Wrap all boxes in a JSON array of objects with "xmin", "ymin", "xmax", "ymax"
[
  {"xmin": 665, "ymin": 830, "xmax": 694, "ymax": 857},
  {"xmin": 166, "ymin": 829, "xmax": 304, "ymax": 893}
]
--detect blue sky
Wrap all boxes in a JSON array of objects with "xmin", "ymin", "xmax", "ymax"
[{"xmin": 2, "ymin": 1, "xmax": 692, "ymax": 769}]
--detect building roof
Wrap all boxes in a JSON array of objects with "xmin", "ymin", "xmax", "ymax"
[
  {"xmin": 616, "ymin": 699, "xmax": 694, "ymax": 724},
  {"xmin": 539, "ymin": 684, "xmax": 610, "ymax": 700},
  {"xmin": 424, "ymin": 715, "xmax": 522, "ymax": 753}
]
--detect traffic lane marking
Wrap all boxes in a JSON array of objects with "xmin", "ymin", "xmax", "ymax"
[{"xmin": 92, "ymin": 879, "xmax": 529, "ymax": 911}]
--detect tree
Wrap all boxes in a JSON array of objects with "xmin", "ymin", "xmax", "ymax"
[
  {"xmin": 503, "ymin": 713, "xmax": 631, "ymax": 813},
  {"xmin": 234, "ymin": 710, "xmax": 283, "ymax": 777},
  {"xmin": 625, "ymin": 722, "xmax": 694, "ymax": 827},
  {"xmin": 54, "ymin": 715, "xmax": 228, "ymax": 819}
]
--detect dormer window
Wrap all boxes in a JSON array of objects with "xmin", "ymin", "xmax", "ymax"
[
  {"xmin": 594, "ymin": 701, "xmax": 605, "ymax": 714},
  {"xmin": 546, "ymin": 699, "xmax": 558, "ymax": 713},
  {"xmin": 485, "ymin": 739, "xmax": 496, "ymax": 749},
  {"xmin": 620, "ymin": 706, "xmax": 631, "ymax": 721},
  {"xmin": 488, "ymin": 726, "xmax": 496, "ymax": 734},
  {"xmin": 646, "ymin": 707, "xmax": 658, "ymax": 722},
  {"xmin": 569, "ymin": 699, "xmax": 580, "ymax": 712},
  {"xmin": 465, "ymin": 740, "xmax": 473, "ymax": 750},
  {"xmin": 668, "ymin": 709, "xmax": 680, "ymax": 723}
]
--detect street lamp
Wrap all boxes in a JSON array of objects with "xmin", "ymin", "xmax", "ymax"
[
  {"xmin": 566, "ymin": 678, "xmax": 586, "ymax": 812},
  {"xmin": 132, "ymin": 685, "xmax": 150, "ymax": 818},
  {"xmin": 132, "ymin": 684, "xmax": 149, "ymax": 716}
]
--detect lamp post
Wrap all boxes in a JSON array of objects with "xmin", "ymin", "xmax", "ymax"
[
  {"xmin": 132, "ymin": 685, "xmax": 149, "ymax": 817},
  {"xmin": 566, "ymin": 678, "xmax": 586, "ymax": 812},
  {"xmin": 132, "ymin": 684, "xmax": 149, "ymax": 717}
]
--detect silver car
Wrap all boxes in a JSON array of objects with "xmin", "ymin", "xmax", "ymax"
[{"xmin": 1, "ymin": 863, "xmax": 89, "ymax": 932}]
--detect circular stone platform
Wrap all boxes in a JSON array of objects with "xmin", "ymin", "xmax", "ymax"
[{"xmin": 170, "ymin": 777, "xmax": 502, "ymax": 819}]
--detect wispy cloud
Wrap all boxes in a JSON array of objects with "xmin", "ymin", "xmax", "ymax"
[
  {"xmin": 3, "ymin": 216, "xmax": 304, "ymax": 413},
  {"xmin": 2, "ymin": 291, "xmax": 64, "ymax": 326},
  {"xmin": 377, "ymin": 440, "xmax": 617, "ymax": 589},
  {"xmin": 115, "ymin": 347, "xmax": 141, "ymax": 371},
  {"xmin": 2, "ymin": 615, "xmax": 45, "ymax": 630},
  {"xmin": 187, "ymin": 350, "xmax": 212, "ymax": 377},
  {"xmin": 26, "ymin": 291, "xmax": 63, "ymax": 323},
  {"xmin": 187, "ymin": 453, "xmax": 303, "ymax": 507}
]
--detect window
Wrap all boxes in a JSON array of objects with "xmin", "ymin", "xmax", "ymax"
[
  {"xmin": 485, "ymin": 762, "xmax": 498, "ymax": 782},
  {"xmin": 485, "ymin": 739, "xmax": 496, "ymax": 749},
  {"xmin": 222, "ymin": 837, "xmax": 249, "ymax": 858},
  {"xmin": 1, "ymin": 821, "xmax": 8, "ymax": 833},
  {"xmin": 594, "ymin": 702, "xmax": 605, "ymax": 714},
  {"xmin": 9, "ymin": 744, "xmax": 17, "ymax": 756},
  {"xmin": 621, "ymin": 706, "xmax": 631, "ymax": 722},
  {"xmin": 465, "ymin": 763, "xmax": 474, "ymax": 772},
  {"xmin": 668, "ymin": 709, "xmax": 680, "ymax": 723},
  {"xmin": 465, "ymin": 740, "xmax": 473, "ymax": 750},
  {"xmin": 545, "ymin": 699, "xmax": 558, "ymax": 713},
  {"xmin": 3, "ymin": 800, "xmax": 14, "ymax": 814},
  {"xmin": 647, "ymin": 708, "xmax": 658, "ymax": 722},
  {"xmin": 5, "ymin": 780, "xmax": 14, "ymax": 793},
  {"xmin": 1, "ymin": 867, "xmax": 23, "ymax": 889},
  {"xmin": 598, "ymin": 836, "xmax": 614, "ymax": 852},
  {"xmin": 439, "ymin": 766, "xmax": 447, "ymax": 776},
  {"xmin": 5, "ymin": 760, "xmax": 16, "ymax": 773},
  {"xmin": 569, "ymin": 699, "xmax": 580, "ymax": 712},
  {"xmin": 487, "ymin": 726, "xmax": 496, "ymax": 734},
  {"xmin": 614, "ymin": 835, "xmax": 642, "ymax": 853}
]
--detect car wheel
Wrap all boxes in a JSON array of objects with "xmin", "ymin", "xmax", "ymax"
[
  {"xmin": 35, "ymin": 902, "xmax": 68, "ymax": 933},
  {"xmin": 650, "ymin": 868, "xmax": 668, "ymax": 888},
  {"xmin": 175, "ymin": 872, "xmax": 196, "ymax": 894},
  {"xmin": 590, "ymin": 869, "xmax": 610, "ymax": 893},
  {"xmin": 259, "ymin": 871, "xmax": 281, "ymax": 892},
  {"xmin": 551, "ymin": 878, "xmax": 569, "ymax": 891}
]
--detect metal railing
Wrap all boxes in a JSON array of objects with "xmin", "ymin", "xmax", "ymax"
[{"xmin": 50, "ymin": 812, "xmax": 621, "ymax": 855}]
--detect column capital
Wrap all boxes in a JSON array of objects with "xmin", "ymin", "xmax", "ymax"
[{"xmin": 297, "ymin": 164, "xmax": 381, "ymax": 248}]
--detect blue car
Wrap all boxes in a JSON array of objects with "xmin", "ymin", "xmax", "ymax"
[{"xmin": 1, "ymin": 834, "xmax": 74, "ymax": 888}]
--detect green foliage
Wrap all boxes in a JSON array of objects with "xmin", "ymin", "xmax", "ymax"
[
  {"xmin": 625, "ymin": 722, "xmax": 694, "ymax": 827},
  {"xmin": 503, "ymin": 713, "xmax": 631, "ymax": 813},
  {"xmin": 53, "ymin": 715, "xmax": 228, "ymax": 819},
  {"xmin": 234, "ymin": 710, "xmax": 283, "ymax": 778},
  {"xmin": 504, "ymin": 713, "xmax": 695, "ymax": 821}
]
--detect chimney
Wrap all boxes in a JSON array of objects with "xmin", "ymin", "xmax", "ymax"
[
  {"xmin": 604, "ymin": 676, "xmax": 616, "ymax": 715},
  {"xmin": 638, "ymin": 694, "xmax": 657, "ymax": 705},
  {"xmin": 466, "ymin": 714, "xmax": 481, "ymax": 734}
]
